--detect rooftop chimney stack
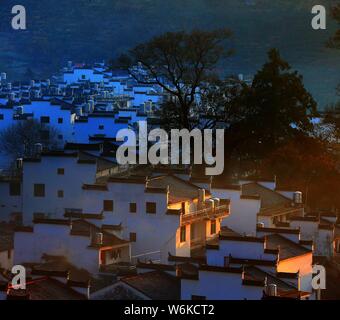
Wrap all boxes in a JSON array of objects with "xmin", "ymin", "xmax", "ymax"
[
  {"xmin": 293, "ymin": 191, "xmax": 303, "ymax": 205},
  {"xmin": 16, "ymin": 158, "xmax": 23, "ymax": 170},
  {"xmin": 34, "ymin": 143, "xmax": 43, "ymax": 156},
  {"xmin": 198, "ymin": 189, "xmax": 205, "ymax": 204},
  {"xmin": 266, "ymin": 284, "xmax": 278, "ymax": 297},
  {"xmin": 96, "ymin": 232, "xmax": 103, "ymax": 245}
]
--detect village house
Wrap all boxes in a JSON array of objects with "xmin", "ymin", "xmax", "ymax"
[
  {"xmin": 13, "ymin": 218, "xmax": 131, "ymax": 275},
  {"xmin": 79, "ymin": 173, "xmax": 229, "ymax": 263},
  {"xmin": 0, "ymin": 223, "xmax": 14, "ymax": 271}
]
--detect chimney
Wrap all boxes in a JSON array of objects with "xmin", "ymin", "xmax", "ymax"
[
  {"xmin": 34, "ymin": 143, "xmax": 43, "ymax": 156},
  {"xmin": 198, "ymin": 189, "xmax": 205, "ymax": 204},
  {"xmin": 293, "ymin": 191, "xmax": 303, "ymax": 205},
  {"xmin": 1, "ymin": 72, "xmax": 7, "ymax": 81},
  {"xmin": 15, "ymin": 106, "xmax": 23, "ymax": 115},
  {"xmin": 99, "ymin": 143, "xmax": 104, "ymax": 155},
  {"xmin": 16, "ymin": 158, "xmax": 23, "ymax": 170},
  {"xmin": 95, "ymin": 232, "xmax": 103, "ymax": 245},
  {"xmin": 265, "ymin": 284, "xmax": 278, "ymax": 297}
]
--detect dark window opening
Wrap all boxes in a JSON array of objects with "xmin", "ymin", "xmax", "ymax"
[
  {"xmin": 146, "ymin": 202, "xmax": 156, "ymax": 214},
  {"xmin": 180, "ymin": 226, "xmax": 186, "ymax": 243},
  {"xmin": 40, "ymin": 116, "xmax": 50, "ymax": 124},
  {"xmin": 210, "ymin": 220, "xmax": 216, "ymax": 235},
  {"xmin": 103, "ymin": 200, "xmax": 113, "ymax": 212},
  {"xmin": 130, "ymin": 233, "xmax": 137, "ymax": 242},
  {"xmin": 9, "ymin": 182, "xmax": 21, "ymax": 196},
  {"xmin": 130, "ymin": 203, "xmax": 137, "ymax": 213},
  {"xmin": 34, "ymin": 184, "xmax": 45, "ymax": 197}
]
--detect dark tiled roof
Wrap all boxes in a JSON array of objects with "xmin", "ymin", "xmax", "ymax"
[
  {"xmin": 168, "ymin": 253, "xmax": 206, "ymax": 264},
  {"xmin": 266, "ymin": 234, "xmax": 311, "ymax": 260},
  {"xmin": 148, "ymin": 174, "xmax": 209, "ymax": 204},
  {"xmin": 245, "ymin": 266, "xmax": 296, "ymax": 291},
  {"xmin": 7, "ymin": 277, "xmax": 86, "ymax": 300},
  {"xmin": 121, "ymin": 271, "xmax": 180, "ymax": 300},
  {"xmin": 257, "ymin": 226, "xmax": 300, "ymax": 235},
  {"xmin": 71, "ymin": 219, "xmax": 129, "ymax": 248},
  {"xmin": 242, "ymin": 183, "xmax": 291, "ymax": 208}
]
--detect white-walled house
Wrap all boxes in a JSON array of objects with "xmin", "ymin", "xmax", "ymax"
[
  {"xmin": 79, "ymin": 174, "xmax": 230, "ymax": 263},
  {"xmin": 210, "ymin": 182, "xmax": 261, "ymax": 235},
  {"xmin": 0, "ymin": 224, "xmax": 14, "ymax": 271},
  {"xmin": 0, "ymin": 176, "xmax": 22, "ymax": 223},
  {"xmin": 13, "ymin": 218, "xmax": 131, "ymax": 275},
  {"xmin": 63, "ymin": 68, "xmax": 105, "ymax": 85},
  {"xmin": 22, "ymin": 99, "xmax": 76, "ymax": 143},
  {"xmin": 22, "ymin": 152, "xmax": 98, "ymax": 224},
  {"xmin": 287, "ymin": 215, "xmax": 335, "ymax": 258},
  {"xmin": 210, "ymin": 179, "xmax": 303, "ymax": 236},
  {"xmin": 19, "ymin": 151, "xmax": 229, "ymax": 266},
  {"xmin": 177, "ymin": 228, "xmax": 314, "ymax": 300},
  {"xmin": 72, "ymin": 109, "xmax": 146, "ymax": 144}
]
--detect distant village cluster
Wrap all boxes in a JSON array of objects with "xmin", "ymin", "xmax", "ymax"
[{"xmin": 0, "ymin": 61, "xmax": 339, "ymax": 300}]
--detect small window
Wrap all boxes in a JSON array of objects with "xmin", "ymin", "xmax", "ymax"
[
  {"xmin": 58, "ymin": 118, "xmax": 63, "ymax": 124},
  {"xmin": 40, "ymin": 116, "xmax": 50, "ymax": 124},
  {"xmin": 210, "ymin": 220, "xmax": 216, "ymax": 235},
  {"xmin": 192, "ymin": 295, "xmax": 206, "ymax": 300},
  {"xmin": 99, "ymin": 125, "xmax": 104, "ymax": 130},
  {"xmin": 58, "ymin": 134, "xmax": 63, "ymax": 140},
  {"xmin": 33, "ymin": 212, "xmax": 46, "ymax": 220},
  {"xmin": 57, "ymin": 190, "xmax": 64, "ymax": 198},
  {"xmin": 40, "ymin": 130, "xmax": 50, "ymax": 140},
  {"xmin": 57, "ymin": 168, "xmax": 65, "ymax": 175},
  {"xmin": 103, "ymin": 200, "xmax": 113, "ymax": 212},
  {"xmin": 130, "ymin": 233, "xmax": 137, "ymax": 242},
  {"xmin": 180, "ymin": 226, "xmax": 186, "ymax": 243},
  {"xmin": 146, "ymin": 202, "xmax": 156, "ymax": 214},
  {"xmin": 129, "ymin": 203, "xmax": 137, "ymax": 213},
  {"xmin": 0, "ymin": 114, "xmax": 4, "ymax": 120},
  {"xmin": 9, "ymin": 182, "xmax": 21, "ymax": 196},
  {"xmin": 81, "ymin": 75, "xmax": 86, "ymax": 80},
  {"xmin": 34, "ymin": 184, "xmax": 45, "ymax": 197}
]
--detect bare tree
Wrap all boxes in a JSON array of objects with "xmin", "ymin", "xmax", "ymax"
[
  {"xmin": 118, "ymin": 29, "xmax": 233, "ymax": 129},
  {"xmin": 0, "ymin": 119, "xmax": 60, "ymax": 161}
]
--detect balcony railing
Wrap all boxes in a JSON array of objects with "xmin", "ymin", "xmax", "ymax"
[{"xmin": 181, "ymin": 204, "xmax": 229, "ymax": 225}]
